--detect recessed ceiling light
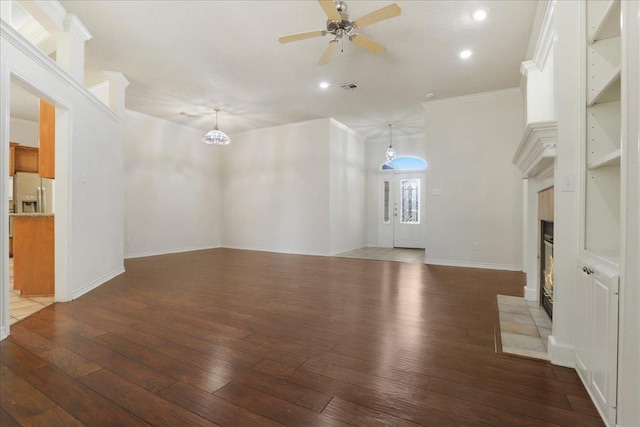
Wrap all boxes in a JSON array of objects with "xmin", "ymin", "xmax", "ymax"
[
  {"xmin": 459, "ymin": 49, "xmax": 473, "ymax": 59},
  {"xmin": 472, "ymin": 8, "xmax": 488, "ymax": 21},
  {"xmin": 425, "ymin": 92, "xmax": 435, "ymax": 99},
  {"xmin": 319, "ymin": 82, "xmax": 330, "ymax": 89}
]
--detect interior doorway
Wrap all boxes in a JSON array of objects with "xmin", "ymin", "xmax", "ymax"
[
  {"xmin": 378, "ymin": 170, "xmax": 426, "ymax": 249},
  {"xmin": 5, "ymin": 77, "xmax": 60, "ymax": 325}
]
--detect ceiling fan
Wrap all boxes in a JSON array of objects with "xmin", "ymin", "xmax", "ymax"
[{"xmin": 279, "ymin": 0, "xmax": 401, "ymax": 65}]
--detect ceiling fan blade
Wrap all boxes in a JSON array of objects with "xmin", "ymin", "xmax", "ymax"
[
  {"xmin": 318, "ymin": 40, "xmax": 338, "ymax": 65},
  {"xmin": 354, "ymin": 3, "xmax": 401, "ymax": 29},
  {"xmin": 318, "ymin": 0, "xmax": 341, "ymax": 22},
  {"xmin": 350, "ymin": 34, "xmax": 387, "ymax": 55},
  {"xmin": 279, "ymin": 30, "xmax": 325, "ymax": 43}
]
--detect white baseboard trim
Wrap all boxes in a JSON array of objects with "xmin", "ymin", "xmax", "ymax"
[
  {"xmin": 524, "ymin": 286, "xmax": 538, "ymax": 301},
  {"xmin": 424, "ymin": 258, "xmax": 522, "ymax": 272},
  {"xmin": 547, "ymin": 335, "xmax": 575, "ymax": 368},
  {"xmin": 124, "ymin": 244, "xmax": 221, "ymax": 259},
  {"xmin": 71, "ymin": 266, "xmax": 125, "ymax": 300}
]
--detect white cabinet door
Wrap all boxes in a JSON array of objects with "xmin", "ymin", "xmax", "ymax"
[
  {"xmin": 575, "ymin": 266, "xmax": 593, "ymax": 378},
  {"xmin": 590, "ymin": 266, "xmax": 619, "ymax": 424},
  {"xmin": 575, "ymin": 261, "xmax": 619, "ymax": 426}
]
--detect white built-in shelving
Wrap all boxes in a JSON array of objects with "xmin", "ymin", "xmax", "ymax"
[
  {"xmin": 584, "ymin": 0, "xmax": 622, "ymax": 265},
  {"xmin": 576, "ymin": 2, "xmax": 623, "ymax": 426}
]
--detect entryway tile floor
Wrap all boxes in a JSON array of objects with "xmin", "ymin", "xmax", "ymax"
[
  {"xmin": 334, "ymin": 247, "xmax": 425, "ymax": 263},
  {"xmin": 8, "ymin": 258, "xmax": 54, "ymax": 325},
  {"xmin": 497, "ymin": 294, "xmax": 552, "ymax": 361}
]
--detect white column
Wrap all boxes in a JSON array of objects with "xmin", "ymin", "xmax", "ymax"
[
  {"xmin": 56, "ymin": 14, "xmax": 92, "ymax": 84},
  {"xmin": 548, "ymin": 0, "xmax": 582, "ymax": 367},
  {"xmin": 103, "ymin": 71, "xmax": 130, "ymax": 118}
]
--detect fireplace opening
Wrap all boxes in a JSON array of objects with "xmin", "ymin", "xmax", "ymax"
[{"xmin": 540, "ymin": 221, "xmax": 554, "ymax": 319}]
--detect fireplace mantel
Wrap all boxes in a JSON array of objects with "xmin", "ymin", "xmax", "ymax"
[{"xmin": 512, "ymin": 120, "xmax": 558, "ymax": 178}]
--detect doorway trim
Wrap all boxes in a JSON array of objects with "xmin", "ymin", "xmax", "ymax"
[{"xmin": 1, "ymin": 71, "xmax": 71, "ymax": 339}]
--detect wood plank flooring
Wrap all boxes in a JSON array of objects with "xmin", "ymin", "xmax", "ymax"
[{"xmin": 1, "ymin": 248, "xmax": 603, "ymax": 426}]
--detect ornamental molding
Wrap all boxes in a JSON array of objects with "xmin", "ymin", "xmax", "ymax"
[
  {"xmin": 1, "ymin": 20, "xmax": 119, "ymax": 122},
  {"xmin": 513, "ymin": 120, "xmax": 558, "ymax": 178}
]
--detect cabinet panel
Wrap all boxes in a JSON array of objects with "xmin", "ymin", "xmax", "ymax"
[
  {"xmin": 590, "ymin": 267, "xmax": 619, "ymax": 423},
  {"xmin": 39, "ymin": 100, "xmax": 55, "ymax": 179},
  {"xmin": 12, "ymin": 216, "xmax": 54, "ymax": 296},
  {"xmin": 14, "ymin": 146, "xmax": 39, "ymax": 173},
  {"xmin": 575, "ymin": 266, "xmax": 593, "ymax": 378}
]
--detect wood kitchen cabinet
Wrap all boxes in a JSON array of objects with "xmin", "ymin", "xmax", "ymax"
[
  {"xmin": 13, "ymin": 145, "xmax": 39, "ymax": 173},
  {"xmin": 12, "ymin": 215, "xmax": 54, "ymax": 296},
  {"xmin": 9, "ymin": 142, "xmax": 18, "ymax": 176},
  {"xmin": 39, "ymin": 100, "xmax": 55, "ymax": 178}
]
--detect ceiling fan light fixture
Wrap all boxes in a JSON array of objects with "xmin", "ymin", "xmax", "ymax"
[{"xmin": 202, "ymin": 109, "xmax": 231, "ymax": 145}]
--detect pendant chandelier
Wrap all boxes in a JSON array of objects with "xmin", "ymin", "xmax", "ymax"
[
  {"xmin": 385, "ymin": 124, "xmax": 397, "ymax": 161},
  {"xmin": 202, "ymin": 108, "xmax": 231, "ymax": 145}
]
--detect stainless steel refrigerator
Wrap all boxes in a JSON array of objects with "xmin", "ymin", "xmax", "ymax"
[{"xmin": 13, "ymin": 172, "xmax": 54, "ymax": 214}]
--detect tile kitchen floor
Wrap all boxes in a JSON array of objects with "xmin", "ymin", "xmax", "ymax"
[
  {"xmin": 497, "ymin": 294, "xmax": 552, "ymax": 361},
  {"xmin": 8, "ymin": 258, "xmax": 54, "ymax": 325}
]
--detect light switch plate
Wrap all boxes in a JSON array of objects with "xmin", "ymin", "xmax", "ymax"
[{"xmin": 561, "ymin": 173, "xmax": 575, "ymax": 192}]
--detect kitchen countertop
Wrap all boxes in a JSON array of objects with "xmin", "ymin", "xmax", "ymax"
[{"xmin": 9, "ymin": 213, "xmax": 55, "ymax": 218}]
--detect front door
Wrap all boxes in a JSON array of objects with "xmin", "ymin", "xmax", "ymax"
[
  {"xmin": 393, "ymin": 173, "xmax": 424, "ymax": 248},
  {"xmin": 377, "ymin": 172, "xmax": 425, "ymax": 248}
]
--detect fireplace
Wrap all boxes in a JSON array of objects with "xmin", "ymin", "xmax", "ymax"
[{"xmin": 540, "ymin": 221, "xmax": 554, "ymax": 319}]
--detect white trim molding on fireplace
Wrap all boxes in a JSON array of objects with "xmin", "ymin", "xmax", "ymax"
[{"xmin": 512, "ymin": 120, "xmax": 558, "ymax": 179}]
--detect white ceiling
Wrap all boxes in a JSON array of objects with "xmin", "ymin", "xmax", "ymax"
[{"xmin": 43, "ymin": 1, "xmax": 539, "ymax": 140}]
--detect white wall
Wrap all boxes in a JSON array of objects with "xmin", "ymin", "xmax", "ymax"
[
  {"xmin": 365, "ymin": 134, "xmax": 427, "ymax": 246},
  {"xmin": 123, "ymin": 110, "xmax": 222, "ymax": 258},
  {"xmin": 422, "ymin": 89, "xmax": 524, "ymax": 271},
  {"xmin": 329, "ymin": 119, "xmax": 366, "ymax": 255},
  {"xmin": 1, "ymin": 21, "xmax": 124, "ymax": 339},
  {"xmin": 221, "ymin": 119, "xmax": 331, "ymax": 255},
  {"xmin": 9, "ymin": 117, "xmax": 38, "ymax": 147}
]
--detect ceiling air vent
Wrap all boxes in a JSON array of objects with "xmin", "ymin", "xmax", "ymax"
[{"xmin": 339, "ymin": 82, "xmax": 359, "ymax": 91}]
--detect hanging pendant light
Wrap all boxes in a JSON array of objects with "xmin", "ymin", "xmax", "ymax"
[
  {"xmin": 385, "ymin": 124, "xmax": 397, "ymax": 161},
  {"xmin": 202, "ymin": 108, "xmax": 231, "ymax": 145}
]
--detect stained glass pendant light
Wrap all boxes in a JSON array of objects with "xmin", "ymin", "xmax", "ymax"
[
  {"xmin": 385, "ymin": 124, "xmax": 397, "ymax": 161},
  {"xmin": 202, "ymin": 108, "xmax": 231, "ymax": 145}
]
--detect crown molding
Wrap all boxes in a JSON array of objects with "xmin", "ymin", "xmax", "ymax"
[
  {"xmin": 1, "ymin": 20, "xmax": 119, "ymax": 123},
  {"xmin": 63, "ymin": 14, "xmax": 92, "ymax": 41},
  {"xmin": 17, "ymin": 0, "xmax": 66, "ymax": 32},
  {"xmin": 512, "ymin": 120, "xmax": 558, "ymax": 178},
  {"xmin": 422, "ymin": 88, "xmax": 521, "ymax": 108},
  {"xmin": 531, "ymin": 0, "xmax": 556, "ymax": 71}
]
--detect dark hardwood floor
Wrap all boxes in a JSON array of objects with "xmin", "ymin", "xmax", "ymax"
[{"xmin": 1, "ymin": 248, "xmax": 603, "ymax": 426}]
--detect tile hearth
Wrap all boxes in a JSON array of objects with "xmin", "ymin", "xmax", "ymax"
[{"xmin": 497, "ymin": 295, "xmax": 552, "ymax": 361}]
